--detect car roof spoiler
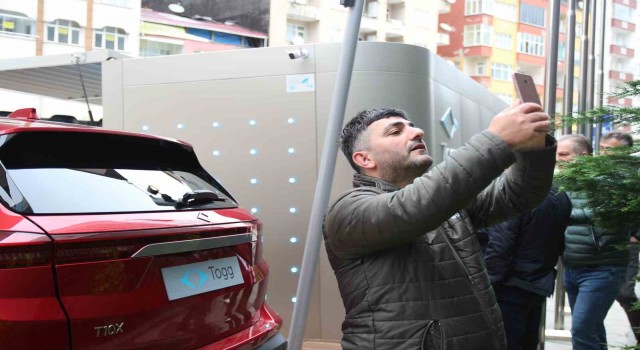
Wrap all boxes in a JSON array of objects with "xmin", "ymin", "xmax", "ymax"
[{"xmin": 7, "ymin": 108, "xmax": 39, "ymax": 120}]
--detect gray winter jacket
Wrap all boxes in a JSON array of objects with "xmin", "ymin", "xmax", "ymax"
[{"xmin": 323, "ymin": 131, "xmax": 556, "ymax": 350}]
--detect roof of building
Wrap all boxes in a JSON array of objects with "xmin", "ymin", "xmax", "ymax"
[{"xmin": 141, "ymin": 8, "xmax": 268, "ymax": 39}]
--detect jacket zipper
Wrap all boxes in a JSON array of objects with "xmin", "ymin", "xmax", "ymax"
[{"xmin": 440, "ymin": 230, "xmax": 500, "ymax": 348}]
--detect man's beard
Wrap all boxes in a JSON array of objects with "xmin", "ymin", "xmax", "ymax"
[{"xmin": 378, "ymin": 154, "xmax": 433, "ymax": 187}]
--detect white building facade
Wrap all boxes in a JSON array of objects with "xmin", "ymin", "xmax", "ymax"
[
  {"xmin": 269, "ymin": 0, "xmax": 447, "ymax": 51},
  {"xmin": 0, "ymin": 0, "xmax": 141, "ymax": 120}
]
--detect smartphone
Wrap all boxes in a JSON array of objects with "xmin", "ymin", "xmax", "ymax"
[{"xmin": 513, "ymin": 73, "xmax": 541, "ymax": 105}]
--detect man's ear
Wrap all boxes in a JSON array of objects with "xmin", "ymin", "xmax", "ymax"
[{"xmin": 353, "ymin": 151, "xmax": 376, "ymax": 170}]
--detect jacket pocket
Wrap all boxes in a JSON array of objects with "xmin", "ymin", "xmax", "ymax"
[{"xmin": 420, "ymin": 320, "xmax": 445, "ymax": 350}]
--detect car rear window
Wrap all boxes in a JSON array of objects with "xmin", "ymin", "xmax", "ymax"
[{"xmin": 0, "ymin": 131, "xmax": 237, "ymax": 214}]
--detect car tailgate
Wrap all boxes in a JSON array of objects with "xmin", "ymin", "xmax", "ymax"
[{"xmin": 27, "ymin": 208, "xmax": 269, "ymax": 350}]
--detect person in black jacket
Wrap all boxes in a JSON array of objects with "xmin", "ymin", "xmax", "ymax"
[{"xmin": 480, "ymin": 187, "xmax": 571, "ymax": 350}]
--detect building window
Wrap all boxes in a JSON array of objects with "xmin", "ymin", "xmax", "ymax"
[
  {"xmin": 494, "ymin": 32, "xmax": 512, "ymax": 50},
  {"xmin": 613, "ymin": 3, "xmax": 635, "ymax": 22},
  {"xmin": 517, "ymin": 32, "xmax": 544, "ymax": 56},
  {"xmin": 94, "ymin": 26, "xmax": 127, "ymax": 50},
  {"xmin": 465, "ymin": 0, "xmax": 492, "ymax": 15},
  {"xmin": 463, "ymin": 24, "xmax": 492, "ymax": 46},
  {"xmin": 491, "ymin": 63, "xmax": 511, "ymax": 80},
  {"xmin": 140, "ymin": 39, "xmax": 183, "ymax": 57},
  {"xmin": 476, "ymin": 61, "xmax": 486, "ymax": 76},
  {"xmin": 365, "ymin": 1, "xmax": 378, "ymax": 18},
  {"xmin": 494, "ymin": 1, "xmax": 516, "ymax": 21},
  {"xmin": 0, "ymin": 11, "xmax": 35, "ymax": 36},
  {"xmin": 46, "ymin": 19, "xmax": 81, "ymax": 45},
  {"xmin": 287, "ymin": 23, "xmax": 306, "ymax": 44},
  {"xmin": 520, "ymin": 3, "xmax": 545, "ymax": 27}
]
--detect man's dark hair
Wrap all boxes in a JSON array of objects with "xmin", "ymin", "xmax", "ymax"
[
  {"xmin": 602, "ymin": 131, "xmax": 634, "ymax": 147},
  {"xmin": 340, "ymin": 108, "xmax": 409, "ymax": 172},
  {"xmin": 558, "ymin": 134, "xmax": 593, "ymax": 155}
]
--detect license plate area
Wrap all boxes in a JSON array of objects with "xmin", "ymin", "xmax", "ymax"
[{"xmin": 161, "ymin": 256, "xmax": 245, "ymax": 301}]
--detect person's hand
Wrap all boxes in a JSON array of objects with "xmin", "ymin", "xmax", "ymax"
[{"xmin": 487, "ymin": 100, "xmax": 550, "ymax": 150}]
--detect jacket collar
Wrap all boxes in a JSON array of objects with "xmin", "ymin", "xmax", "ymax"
[{"xmin": 353, "ymin": 173, "xmax": 399, "ymax": 192}]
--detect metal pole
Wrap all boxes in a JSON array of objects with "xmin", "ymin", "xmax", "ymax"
[
  {"xmin": 585, "ymin": 0, "xmax": 598, "ymax": 141},
  {"xmin": 562, "ymin": 0, "xmax": 578, "ymax": 135},
  {"xmin": 578, "ymin": 0, "xmax": 590, "ymax": 136},
  {"xmin": 594, "ymin": 0, "xmax": 607, "ymax": 151},
  {"xmin": 544, "ymin": 0, "xmax": 562, "ymax": 119},
  {"xmin": 287, "ymin": 1, "xmax": 364, "ymax": 349}
]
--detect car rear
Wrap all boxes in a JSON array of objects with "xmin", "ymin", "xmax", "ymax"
[{"xmin": 0, "ymin": 120, "xmax": 286, "ymax": 349}]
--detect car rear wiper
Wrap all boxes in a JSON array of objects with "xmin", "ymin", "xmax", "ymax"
[{"xmin": 175, "ymin": 190, "xmax": 226, "ymax": 209}]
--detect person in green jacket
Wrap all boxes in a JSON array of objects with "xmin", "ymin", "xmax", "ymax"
[
  {"xmin": 600, "ymin": 131, "xmax": 640, "ymax": 345},
  {"xmin": 557, "ymin": 134, "xmax": 630, "ymax": 350}
]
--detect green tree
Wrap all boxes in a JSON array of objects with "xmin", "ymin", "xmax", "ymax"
[{"xmin": 555, "ymin": 80, "xmax": 640, "ymax": 233}]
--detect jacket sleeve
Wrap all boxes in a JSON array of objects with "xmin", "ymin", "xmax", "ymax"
[
  {"xmin": 484, "ymin": 217, "xmax": 520, "ymax": 284},
  {"xmin": 325, "ymin": 131, "xmax": 554, "ymax": 259},
  {"xmin": 466, "ymin": 134, "xmax": 557, "ymax": 228}
]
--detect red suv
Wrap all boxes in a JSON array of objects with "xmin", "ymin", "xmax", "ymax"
[{"xmin": 0, "ymin": 109, "xmax": 286, "ymax": 350}]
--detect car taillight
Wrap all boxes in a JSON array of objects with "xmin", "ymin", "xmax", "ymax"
[
  {"xmin": 0, "ymin": 231, "xmax": 53, "ymax": 268},
  {"xmin": 55, "ymin": 242, "xmax": 143, "ymax": 265},
  {"xmin": 253, "ymin": 221, "xmax": 264, "ymax": 265},
  {"xmin": 53, "ymin": 225, "xmax": 255, "ymax": 265}
]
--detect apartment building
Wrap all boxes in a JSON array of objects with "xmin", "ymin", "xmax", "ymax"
[
  {"xmin": 0, "ymin": 0, "xmax": 140, "ymax": 59},
  {"xmin": 0, "ymin": 0, "xmax": 141, "ymax": 119},
  {"xmin": 605, "ymin": 0, "xmax": 638, "ymax": 107},
  {"xmin": 269, "ymin": 0, "xmax": 447, "ymax": 50},
  {"xmin": 438, "ymin": 0, "xmax": 638, "ymax": 112}
]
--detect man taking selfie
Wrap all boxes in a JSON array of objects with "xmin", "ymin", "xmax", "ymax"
[{"xmin": 323, "ymin": 102, "xmax": 555, "ymax": 350}]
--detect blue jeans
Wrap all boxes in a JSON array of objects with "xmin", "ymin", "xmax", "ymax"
[{"xmin": 564, "ymin": 265, "xmax": 627, "ymax": 350}]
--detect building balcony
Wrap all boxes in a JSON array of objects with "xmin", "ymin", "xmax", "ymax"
[
  {"xmin": 613, "ymin": 0, "xmax": 637, "ymax": 9},
  {"xmin": 612, "ymin": 19, "xmax": 636, "ymax": 32},
  {"xmin": 610, "ymin": 44, "xmax": 634, "ymax": 59},
  {"xmin": 471, "ymin": 75, "xmax": 490, "ymax": 87},
  {"xmin": 465, "ymin": 46, "xmax": 492, "ymax": 57},
  {"xmin": 386, "ymin": 19, "xmax": 405, "ymax": 37},
  {"xmin": 608, "ymin": 96, "xmax": 633, "ymax": 106},
  {"xmin": 609, "ymin": 70, "xmax": 634, "ymax": 82},
  {"xmin": 517, "ymin": 53, "xmax": 546, "ymax": 67},
  {"xmin": 287, "ymin": 1, "xmax": 320, "ymax": 22},
  {"xmin": 360, "ymin": 16, "xmax": 378, "ymax": 32}
]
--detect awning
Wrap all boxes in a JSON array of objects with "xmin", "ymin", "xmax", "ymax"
[
  {"xmin": 141, "ymin": 22, "xmax": 209, "ymax": 43},
  {"xmin": 0, "ymin": 50, "xmax": 130, "ymax": 105}
]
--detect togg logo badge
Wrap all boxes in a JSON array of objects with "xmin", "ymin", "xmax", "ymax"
[{"xmin": 180, "ymin": 268, "xmax": 208, "ymax": 289}]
